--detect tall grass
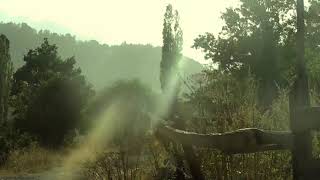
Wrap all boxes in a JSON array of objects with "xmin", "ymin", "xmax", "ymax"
[{"xmin": 2, "ymin": 142, "xmax": 64, "ymax": 174}]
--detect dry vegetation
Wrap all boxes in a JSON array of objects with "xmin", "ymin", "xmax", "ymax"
[{"xmin": 1, "ymin": 142, "xmax": 64, "ymax": 174}]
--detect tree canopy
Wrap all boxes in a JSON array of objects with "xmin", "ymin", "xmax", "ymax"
[
  {"xmin": 160, "ymin": 4, "xmax": 183, "ymax": 93},
  {"xmin": 11, "ymin": 39, "xmax": 93, "ymax": 146},
  {"xmin": 193, "ymin": 0, "xmax": 320, "ymax": 107}
]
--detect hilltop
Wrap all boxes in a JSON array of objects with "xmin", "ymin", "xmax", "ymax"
[{"xmin": 0, "ymin": 22, "xmax": 203, "ymax": 90}]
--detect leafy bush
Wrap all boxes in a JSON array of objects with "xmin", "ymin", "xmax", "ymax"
[{"xmin": 11, "ymin": 39, "xmax": 93, "ymax": 147}]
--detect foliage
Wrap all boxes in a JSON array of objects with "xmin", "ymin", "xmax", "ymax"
[
  {"xmin": 160, "ymin": 4, "xmax": 183, "ymax": 93},
  {"xmin": 160, "ymin": 5, "xmax": 207, "ymax": 180},
  {"xmin": 0, "ymin": 127, "xmax": 36, "ymax": 165},
  {"xmin": 305, "ymin": 0, "xmax": 320, "ymax": 94},
  {"xmin": 80, "ymin": 136, "xmax": 175, "ymax": 180},
  {"xmin": 187, "ymin": 2, "xmax": 320, "ymax": 176},
  {"xmin": 185, "ymin": 70, "xmax": 293, "ymax": 179},
  {"xmin": 11, "ymin": 39, "xmax": 93, "ymax": 147},
  {"xmin": 192, "ymin": 0, "xmax": 320, "ymax": 107},
  {"xmin": 81, "ymin": 146, "xmax": 148, "ymax": 179},
  {"xmin": 3, "ymin": 142, "xmax": 63, "ymax": 174},
  {"xmin": 186, "ymin": 69, "xmax": 257, "ymax": 133},
  {"xmin": 0, "ymin": 1, "xmax": 319, "ymax": 179}
]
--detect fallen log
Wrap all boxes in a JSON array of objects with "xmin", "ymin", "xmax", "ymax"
[{"xmin": 156, "ymin": 125, "xmax": 293, "ymax": 154}]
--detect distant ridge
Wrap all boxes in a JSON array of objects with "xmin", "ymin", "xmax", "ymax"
[{"xmin": 0, "ymin": 22, "xmax": 203, "ymax": 90}]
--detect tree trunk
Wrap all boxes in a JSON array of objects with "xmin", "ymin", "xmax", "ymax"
[
  {"xmin": 0, "ymin": 34, "xmax": 12, "ymax": 125},
  {"xmin": 171, "ymin": 100, "xmax": 205, "ymax": 180},
  {"xmin": 290, "ymin": 0, "xmax": 312, "ymax": 179}
]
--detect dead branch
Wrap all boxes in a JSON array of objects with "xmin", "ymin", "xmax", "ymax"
[{"xmin": 156, "ymin": 125, "xmax": 293, "ymax": 154}]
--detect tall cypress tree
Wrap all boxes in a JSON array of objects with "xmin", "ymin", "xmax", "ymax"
[
  {"xmin": 160, "ymin": 4, "xmax": 183, "ymax": 94},
  {"xmin": 160, "ymin": 4, "xmax": 205, "ymax": 180},
  {"xmin": 0, "ymin": 34, "xmax": 13, "ymax": 124}
]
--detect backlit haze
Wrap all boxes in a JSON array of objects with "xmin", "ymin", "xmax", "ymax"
[{"xmin": 0, "ymin": 0, "xmax": 239, "ymax": 63}]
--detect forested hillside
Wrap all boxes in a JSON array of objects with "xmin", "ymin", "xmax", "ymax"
[
  {"xmin": 1, "ymin": 0, "xmax": 320, "ymax": 179},
  {"xmin": 0, "ymin": 22, "xmax": 202, "ymax": 90}
]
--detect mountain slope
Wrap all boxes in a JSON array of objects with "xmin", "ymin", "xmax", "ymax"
[{"xmin": 0, "ymin": 22, "xmax": 203, "ymax": 90}]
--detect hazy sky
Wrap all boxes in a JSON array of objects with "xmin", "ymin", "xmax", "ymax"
[{"xmin": 0, "ymin": 0, "xmax": 239, "ymax": 63}]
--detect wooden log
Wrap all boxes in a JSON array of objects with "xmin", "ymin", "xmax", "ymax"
[{"xmin": 156, "ymin": 125, "xmax": 293, "ymax": 154}]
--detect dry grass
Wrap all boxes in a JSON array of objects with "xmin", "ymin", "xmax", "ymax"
[{"xmin": 1, "ymin": 142, "xmax": 64, "ymax": 174}]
